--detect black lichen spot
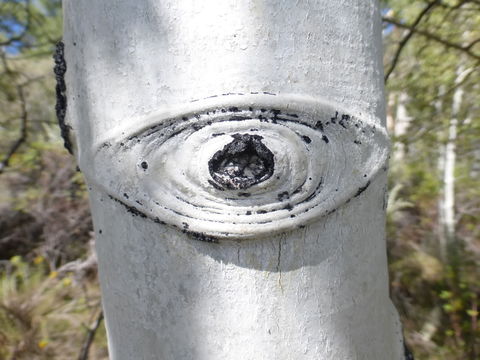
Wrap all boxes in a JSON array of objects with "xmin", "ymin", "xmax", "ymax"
[
  {"xmin": 154, "ymin": 217, "xmax": 165, "ymax": 225},
  {"xmin": 245, "ymin": 211, "xmax": 252, "ymax": 215},
  {"xmin": 301, "ymin": 135, "xmax": 312, "ymax": 144},
  {"xmin": 182, "ymin": 222, "xmax": 189, "ymax": 230},
  {"xmin": 238, "ymin": 192, "xmax": 251, "ymax": 197},
  {"xmin": 54, "ymin": 41, "xmax": 73, "ymax": 154},
  {"xmin": 315, "ymin": 121, "xmax": 324, "ymax": 132},
  {"xmin": 354, "ymin": 140, "xmax": 362, "ymax": 145},
  {"xmin": 322, "ymin": 135, "xmax": 329, "ymax": 144},
  {"xmin": 141, "ymin": 161, "xmax": 148, "ymax": 170},
  {"xmin": 354, "ymin": 181, "xmax": 371, "ymax": 198},
  {"xmin": 212, "ymin": 132, "xmax": 225, "ymax": 137},
  {"xmin": 230, "ymin": 116, "xmax": 252, "ymax": 121},
  {"xmin": 123, "ymin": 193, "xmax": 129, "ymax": 199},
  {"xmin": 339, "ymin": 114, "xmax": 350, "ymax": 129},
  {"xmin": 331, "ymin": 111, "xmax": 338, "ymax": 124},
  {"xmin": 292, "ymin": 186, "xmax": 303, "ymax": 195},
  {"xmin": 277, "ymin": 191, "xmax": 289, "ymax": 201},
  {"xmin": 257, "ymin": 210, "xmax": 267, "ymax": 214},
  {"xmin": 184, "ymin": 231, "xmax": 218, "ymax": 243},
  {"xmin": 208, "ymin": 133, "xmax": 274, "ymax": 190},
  {"xmin": 98, "ymin": 229, "xmax": 102, "ymax": 234},
  {"xmin": 283, "ymin": 203, "xmax": 293, "ymax": 211}
]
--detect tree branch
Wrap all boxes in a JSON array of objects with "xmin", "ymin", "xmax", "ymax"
[
  {"xmin": 0, "ymin": 85, "xmax": 28, "ymax": 174},
  {"xmin": 0, "ymin": 0, "xmax": 32, "ymax": 47},
  {"xmin": 384, "ymin": 0, "xmax": 441, "ymax": 82},
  {"xmin": 78, "ymin": 311, "xmax": 104, "ymax": 360},
  {"xmin": 383, "ymin": 16, "xmax": 480, "ymax": 63}
]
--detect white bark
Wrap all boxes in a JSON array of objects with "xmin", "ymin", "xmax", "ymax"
[
  {"xmin": 443, "ymin": 112, "xmax": 458, "ymax": 242},
  {"xmin": 393, "ymin": 93, "xmax": 411, "ymax": 162},
  {"xmin": 436, "ymin": 86, "xmax": 448, "ymax": 260},
  {"xmin": 63, "ymin": 1, "xmax": 404, "ymax": 359},
  {"xmin": 439, "ymin": 66, "xmax": 469, "ymax": 249}
]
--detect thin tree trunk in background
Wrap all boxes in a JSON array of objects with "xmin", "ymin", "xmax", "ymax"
[
  {"xmin": 444, "ymin": 107, "xmax": 458, "ymax": 242},
  {"xmin": 393, "ymin": 92, "xmax": 411, "ymax": 162},
  {"xmin": 440, "ymin": 66, "xmax": 468, "ymax": 254},
  {"xmin": 436, "ymin": 86, "xmax": 448, "ymax": 261},
  {"xmin": 63, "ymin": 1, "xmax": 405, "ymax": 359},
  {"xmin": 386, "ymin": 92, "xmax": 396, "ymax": 133}
]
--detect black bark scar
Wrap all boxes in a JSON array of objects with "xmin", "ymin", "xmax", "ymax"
[
  {"xmin": 108, "ymin": 195, "xmax": 219, "ymax": 243},
  {"xmin": 208, "ymin": 133, "xmax": 274, "ymax": 190},
  {"xmin": 354, "ymin": 181, "xmax": 371, "ymax": 197},
  {"xmin": 54, "ymin": 41, "xmax": 73, "ymax": 154}
]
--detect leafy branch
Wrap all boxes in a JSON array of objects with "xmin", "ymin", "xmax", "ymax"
[
  {"xmin": 0, "ymin": 85, "xmax": 28, "ymax": 174},
  {"xmin": 384, "ymin": 0, "xmax": 441, "ymax": 82},
  {"xmin": 78, "ymin": 310, "xmax": 104, "ymax": 360},
  {"xmin": 0, "ymin": 0, "xmax": 32, "ymax": 47},
  {"xmin": 383, "ymin": 0, "xmax": 480, "ymax": 82}
]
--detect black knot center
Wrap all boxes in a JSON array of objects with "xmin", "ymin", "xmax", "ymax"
[{"xmin": 208, "ymin": 133, "xmax": 274, "ymax": 190}]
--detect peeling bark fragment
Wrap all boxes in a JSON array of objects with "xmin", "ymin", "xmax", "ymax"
[{"xmin": 53, "ymin": 41, "xmax": 73, "ymax": 154}]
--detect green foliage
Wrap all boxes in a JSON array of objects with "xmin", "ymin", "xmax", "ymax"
[
  {"xmin": 384, "ymin": 1, "xmax": 480, "ymax": 358},
  {"xmin": 0, "ymin": 256, "xmax": 107, "ymax": 360}
]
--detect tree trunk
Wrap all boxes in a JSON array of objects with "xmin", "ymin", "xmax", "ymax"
[
  {"xmin": 63, "ymin": 1, "xmax": 405, "ymax": 359},
  {"xmin": 439, "ymin": 66, "xmax": 468, "ymax": 256},
  {"xmin": 393, "ymin": 92, "xmax": 411, "ymax": 162}
]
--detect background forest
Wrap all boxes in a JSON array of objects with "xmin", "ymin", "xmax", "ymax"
[{"xmin": 0, "ymin": 0, "xmax": 479, "ymax": 359}]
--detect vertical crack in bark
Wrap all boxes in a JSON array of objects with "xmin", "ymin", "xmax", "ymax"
[
  {"xmin": 277, "ymin": 237, "xmax": 283, "ymax": 291},
  {"xmin": 237, "ymin": 243, "xmax": 241, "ymax": 263}
]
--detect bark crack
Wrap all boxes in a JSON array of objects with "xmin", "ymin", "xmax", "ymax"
[{"xmin": 277, "ymin": 237, "xmax": 283, "ymax": 291}]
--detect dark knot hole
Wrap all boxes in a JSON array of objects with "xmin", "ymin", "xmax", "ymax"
[{"xmin": 208, "ymin": 133, "xmax": 275, "ymax": 190}]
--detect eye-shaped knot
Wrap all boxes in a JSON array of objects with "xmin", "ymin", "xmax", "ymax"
[
  {"xmin": 91, "ymin": 93, "xmax": 389, "ymax": 241},
  {"xmin": 208, "ymin": 134, "xmax": 274, "ymax": 190}
]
